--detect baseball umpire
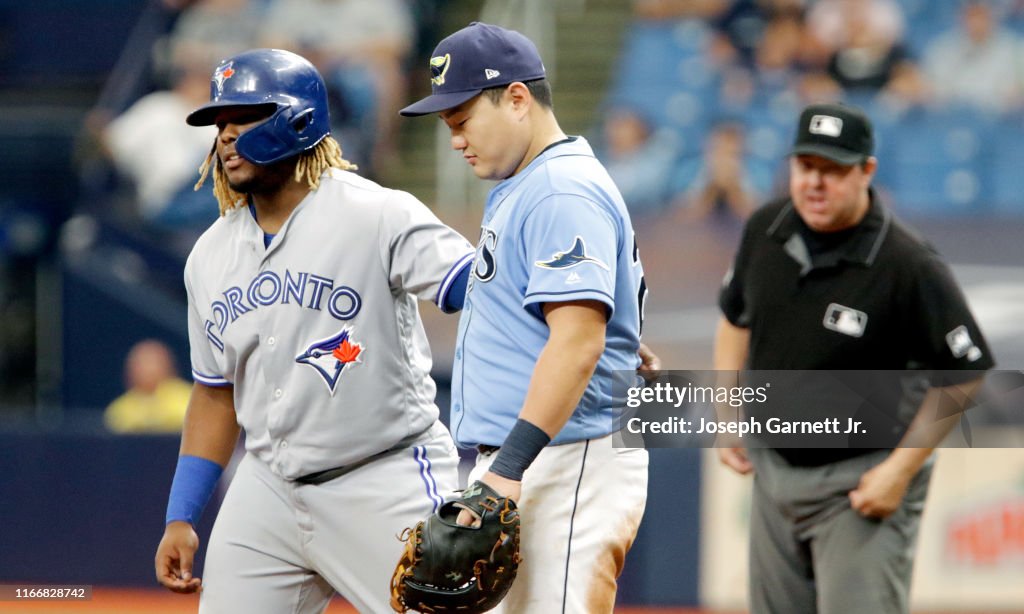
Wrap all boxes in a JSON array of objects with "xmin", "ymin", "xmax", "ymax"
[
  {"xmin": 153, "ymin": 48, "xmax": 475, "ymax": 613},
  {"xmin": 715, "ymin": 102, "xmax": 994, "ymax": 613}
]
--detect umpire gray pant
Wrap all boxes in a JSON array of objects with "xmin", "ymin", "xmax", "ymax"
[{"xmin": 746, "ymin": 448, "xmax": 932, "ymax": 614}]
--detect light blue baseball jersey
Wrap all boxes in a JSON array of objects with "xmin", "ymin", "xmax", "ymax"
[{"xmin": 450, "ymin": 137, "xmax": 647, "ymax": 447}]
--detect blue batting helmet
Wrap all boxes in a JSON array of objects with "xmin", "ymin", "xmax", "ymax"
[{"xmin": 186, "ymin": 48, "xmax": 331, "ymax": 165}]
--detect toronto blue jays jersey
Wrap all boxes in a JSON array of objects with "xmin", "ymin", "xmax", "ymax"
[
  {"xmin": 450, "ymin": 137, "xmax": 647, "ymax": 447},
  {"xmin": 184, "ymin": 168, "xmax": 474, "ymax": 479}
]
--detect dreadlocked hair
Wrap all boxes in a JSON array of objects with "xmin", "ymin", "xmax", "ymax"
[{"xmin": 194, "ymin": 136, "xmax": 357, "ymax": 215}]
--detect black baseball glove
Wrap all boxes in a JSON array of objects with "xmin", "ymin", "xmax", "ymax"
[{"xmin": 390, "ymin": 480, "xmax": 521, "ymax": 613}]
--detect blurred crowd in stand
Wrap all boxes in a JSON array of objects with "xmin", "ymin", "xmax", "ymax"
[
  {"xmin": 74, "ymin": 0, "xmax": 1024, "ymax": 249},
  {"xmin": 77, "ymin": 0, "xmax": 437, "ymax": 257},
  {"xmin": 599, "ymin": 0, "xmax": 1024, "ymax": 220}
]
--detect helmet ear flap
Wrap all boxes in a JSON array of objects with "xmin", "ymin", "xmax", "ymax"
[
  {"xmin": 290, "ymin": 108, "xmax": 315, "ymax": 135},
  {"xmin": 236, "ymin": 106, "xmax": 292, "ymax": 165},
  {"xmin": 237, "ymin": 106, "xmax": 329, "ymax": 165}
]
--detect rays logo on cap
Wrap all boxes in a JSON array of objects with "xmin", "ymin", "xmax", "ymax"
[
  {"xmin": 535, "ymin": 236, "xmax": 610, "ymax": 271},
  {"xmin": 809, "ymin": 115, "xmax": 843, "ymax": 138},
  {"xmin": 430, "ymin": 54, "xmax": 451, "ymax": 86},
  {"xmin": 295, "ymin": 327, "xmax": 365, "ymax": 395},
  {"xmin": 212, "ymin": 62, "xmax": 235, "ymax": 97}
]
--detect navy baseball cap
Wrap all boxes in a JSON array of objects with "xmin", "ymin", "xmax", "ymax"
[
  {"xmin": 791, "ymin": 103, "xmax": 874, "ymax": 166},
  {"xmin": 399, "ymin": 22, "xmax": 546, "ymax": 117}
]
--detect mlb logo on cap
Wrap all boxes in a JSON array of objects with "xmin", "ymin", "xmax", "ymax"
[
  {"xmin": 809, "ymin": 115, "xmax": 843, "ymax": 138},
  {"xmin": 791, "ymin": 102, "xmax": 874, "ymax": 166}
]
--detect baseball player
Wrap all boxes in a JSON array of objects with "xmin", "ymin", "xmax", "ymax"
[
  {"xmin": 401, "ymin": 23, "xmax": 650, "ymax": 612},
  {"xmin": 153, "ymin": 49, "xmax": 475, "ymax": 613}
]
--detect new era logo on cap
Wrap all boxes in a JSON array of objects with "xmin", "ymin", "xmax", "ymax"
[
  {"xmin": 485, "ymin": 69, "xmax": 500, "ymax": 79},
  {"xmin": 809, "ymin": 115, "xmax": 843, "ymax": 138}
]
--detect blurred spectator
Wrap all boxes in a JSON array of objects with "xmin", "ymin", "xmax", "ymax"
[
  {"xmin": 922, "ymin": 0, "xmax": 1024, "ymax": 114},
  {"xmin": 806, "ymin": 0, "xmax": 905, "ymax": 59},
  {"xmin": 676, "ymin": 121, "xmax": 759, "ymax": 221},
  {"xmin": 710, "ymin": 0, "xmax": 805, "ymax": 69},
  {"xmin": 104, "ymin": 339, "xmax": 191, "ymax": 434},
  {"xmin": 260, "ymin": 0, "xmax": 415, "ymax": 175},
  {"xmin": 749, "ymin": 10, "xmax": 812, "ymax": 96},
  {"xmin": 163, "ymin": 0, "xmax": 264, "ymax": 70},
  {"xmin": 601, "ymin": 106, "xmax": 680, "ymax": 216},
  {"xmin": 101, "ymin": 53, "xmax": 219, "ymax": 233},
  {"xmin": 717, "ymin": 10, "xmax": 830, "ymax": 113},
  {"xmin": 632, "ymin": 0, "xmax": 729, "ymax": 21},
  {"xmin": 795, "ymin": 70, "xmax": 845, "ymax": 104},
  {"xmin": 809, "ymin": 0, "xmax": 927, "ymax": 105}
]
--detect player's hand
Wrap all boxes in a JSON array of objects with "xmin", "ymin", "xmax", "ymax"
[
  {"xmin": 456, "ymin": 471, "xmax": 522, "ymax": 528},
  {"xmin": 155, "ymin": 521, "xmax": 203, "ymax": 593},
  {"xmin": 848, "ymin": 458, "xmax": 912, "ymax": 519},
  {"xmin": 637, "ymin": 342, "xmax": 662, "ymax": 382},
  {"xmin": 717, "ymin": 447, "xmax": 754, "ymax": 475}
]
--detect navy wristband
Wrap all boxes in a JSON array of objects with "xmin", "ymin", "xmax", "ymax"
[
  {"xmin": 165, "ymin": 455, "xmax": 223, "ymax": 526},
  {"xmin": 441, "ymin": 261, "xmax": 471, "ymax": 313},
  {"xmin": 489, "ymin": 419, "xmax": 551, "ymax": 481}
]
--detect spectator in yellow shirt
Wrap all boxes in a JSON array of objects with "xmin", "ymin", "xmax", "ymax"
[{"xmin": 104, "ymin": 339, "xmax": 191, "ymax": 433}]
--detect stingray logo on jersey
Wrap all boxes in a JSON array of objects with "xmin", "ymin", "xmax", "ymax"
[
  {"xmin": 535, "ymin": 237, "xmax": 610, "ymax": 271},
  {"xmin": 212, "ymin": 62, "xmax": 235, "ymax": 97},
  {"xmin": 472, "ymin": 227, "xmax": 498, "ymax": 283},
  {"xmin": 296, "ymin": 327, "xmax": 365, "ymax": 395}
]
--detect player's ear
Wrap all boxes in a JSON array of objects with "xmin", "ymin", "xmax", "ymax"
[{"xmin": 507, "ymin": 82, "xmax": 531, "ymax": 116}]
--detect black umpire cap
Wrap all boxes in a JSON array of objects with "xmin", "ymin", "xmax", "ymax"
[{"xmin": 791, "ymin": 103, "xmax": 874, "ymax": 166}]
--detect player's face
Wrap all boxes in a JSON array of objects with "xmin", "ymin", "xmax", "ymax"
[
  {"xmin": 789, "ymin": 154, "xmax": 876, "ymax": 232},
  {"xmin": 213, "ymin": 106, "xmax": 286, "ymax": 193},
  {"xmin": 439, "ymin": 91, "xmax": 530, "ymax": 181}
]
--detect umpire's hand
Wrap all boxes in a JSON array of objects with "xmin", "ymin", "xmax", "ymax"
[{"xmin": 155, "ymin": 521, "xmax": 203, "ymax": 593}]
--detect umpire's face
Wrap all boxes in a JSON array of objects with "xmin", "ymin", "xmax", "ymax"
[{"xmin": 790, "ymin": 154, "xmax": 877, "ymax": 233}]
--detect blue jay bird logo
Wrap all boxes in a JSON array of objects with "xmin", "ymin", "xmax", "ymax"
[
  {"xmin": 295, "ymin": 327, "xmax": 364, "ymax": 395},
  {"xmin": 212, "ymin": 61, "xmax": 235, "ymax": 97},
  {"xmin": 535, "ymin": 236, "xmax": 610, "ymax": 271}
]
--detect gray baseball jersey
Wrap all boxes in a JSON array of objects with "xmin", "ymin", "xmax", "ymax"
[{"xmin": 184, "ymin": 168, "xmax": 474, "ymax": 479}]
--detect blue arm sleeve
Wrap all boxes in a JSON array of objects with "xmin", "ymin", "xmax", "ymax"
[
  {"xmin": 165, "ymin": 455, "xmax": 224, "ymax": 526},
  {"xmin": 441, "ymin": 264, "xmax": 471, "ymax": 313}
]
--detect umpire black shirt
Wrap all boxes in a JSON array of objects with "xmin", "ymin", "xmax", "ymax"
[{"xmin": 719, "ymin": 190, "xmax": 994, "ymax": 465}]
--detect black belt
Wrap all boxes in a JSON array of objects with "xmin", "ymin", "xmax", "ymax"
[
  {"xmin": 295, "ymin": 430, "xmax": 426, "ymax": 485},
  {"xmin": 477, "ymin": 444, "xmax": 500, "ymax": 455}
]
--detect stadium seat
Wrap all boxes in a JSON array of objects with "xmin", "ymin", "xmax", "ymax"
[{"xmin": 883, "ymin": 107, "xmax": 995, "ymax": 216}]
